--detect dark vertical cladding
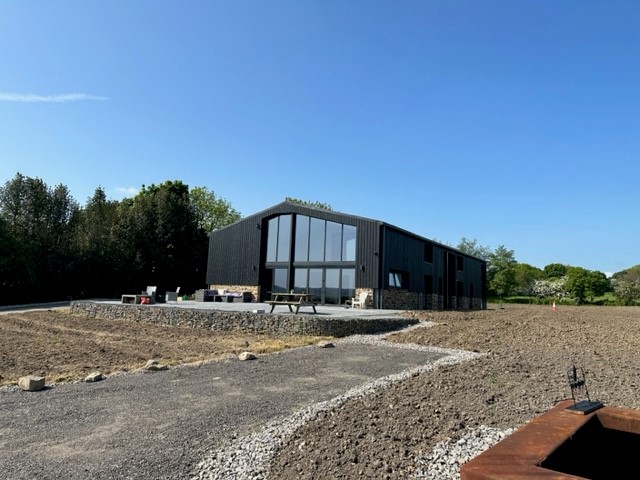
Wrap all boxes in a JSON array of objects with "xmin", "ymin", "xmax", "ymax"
[
  {"xmin": 206, "ymin": 201, "xmax": 486, "ymax": 309},
  {"xmin": 380, "ymin": 225, "xmax": 487, "ymax": 308},
  {"xmin": 207, "ymin": 218, "xmax": 262, "ymax": 286}
]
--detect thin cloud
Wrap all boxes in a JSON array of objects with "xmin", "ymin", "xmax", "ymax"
[
  {"xmin": 0, "ymin": 92, "xmax": 109, "ymax": 103},
  {"xmin": 114, "ymin": 187, "xmax": 139, "ymax": 198}
]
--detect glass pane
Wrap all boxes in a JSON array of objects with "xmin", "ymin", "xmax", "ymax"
[
  {"xmin": 277, "ymin": 214, "xmax": 291, "ymax": 262},
  {"xmin": 273, "ymin": 268, "xmax": 288, "ymax": 293},
  {"xmin": 309, "ymin": 218, "xmax": 325, "ymax": 261},
  {"xmin": 294, "ymin": 268, "xmax": 308, "ymax": 293},
  {"xmin": 308, "ymin": 268, "xmax": 323, "ymax": 303},
  {"xmin": 389, "ymin": 271, "xmax": 402, "ymax": 287},
  {"xmin": 342, "ymin": 225, "xmax": 356, "ymax": 261},
  {"xmin": 294, "ymin": 215, "xmax": 309, "ymax": 261},
  {"xmin": 325, "ymin": 221, "xmax": 342, "ymax": 262},
  {"xmin": 266, "ymin": 217, "xmax": 278, "ymax": 262},
  {"xmin": 325, "ymin": 269, "xmax": 340, "ymax": 305},
  {"xmin": 341, "ymin": 268, "xmax": 356, "ymax": 305}
]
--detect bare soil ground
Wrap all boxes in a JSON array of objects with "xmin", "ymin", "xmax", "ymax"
[
  {"xmin": 0, "ymin": 308, "xmax": 330, "ymax": 386},
  {"xmin": 4, "ymin": 304, "xmax": 640, "ymax": 479},
  {"xmin": 268, "ymin": 304, "xmax": 640, "ymax": 479}
]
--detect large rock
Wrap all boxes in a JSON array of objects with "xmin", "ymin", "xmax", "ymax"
[
  {"xmin": 18, "ymin": 375, "xmax": 46, "ymax": 391},
  {"xmin": 238, "ymin": 351, "xmax": 256, "ymax": 361},
  {"xmin": 84, "ymin": 372, "xmax": 104, "ymax": 383},
  {"xmin": 144, "ymin": 359, "xmax": 168, "ymax": 371}
]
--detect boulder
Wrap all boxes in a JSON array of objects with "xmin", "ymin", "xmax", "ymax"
[
  {"xmin": 84, "ymin": 372, "xmax": 104, "ymax": 383},
  {"xmin": 18, "ymin": 375, "xmax": 46, "ymax": 392},
  {"xmin": 144, "ymin": 359, "xmax": 168, "ymax": 371},
  {"xmin": 238, "ymin": 351, "xmax": 256, "ymax": 361}
]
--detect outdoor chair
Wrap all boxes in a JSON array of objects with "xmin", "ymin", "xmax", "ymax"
[
  {"xmin": 145, "ymin": 286, "xmax": 158, "ymax": 304},
  {"xmin": 351, "ymin": 292, "xmax": 369, "ymax": 309},
  {"xmin": 166, "ymin": 287, "xmax": 181, "ymax": 302}
]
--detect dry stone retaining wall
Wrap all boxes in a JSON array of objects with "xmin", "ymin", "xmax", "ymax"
[{"xmin": 70, "ymin": 301, "xmax": 418, "ymax": 337}]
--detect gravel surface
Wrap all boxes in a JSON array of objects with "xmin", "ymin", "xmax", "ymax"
[
  {"xmin": 4, "ymin": 303, "xmax": 639, "ymax": 479},
  {"xmin": 266, "ymin": 304, "xmax": 640, "ymax": 479},
  {"xmin": 0, "ymin": 332, "xmax": 452, "ymax": 479}
]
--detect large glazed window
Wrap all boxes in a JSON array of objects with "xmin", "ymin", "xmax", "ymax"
[
  {"xmin": 266, "ymin": 215, "xmax": 292, "ymax": 262},
  {"xmin": 294, "ymin": 215, "xmax": 310, "ymax": 261},
  {"xmin": 277, "ymin": 215, "xmax": 291, "ymax": 261},
  {"xmin": 341, "ymin": 268, "xmax": 356, "ymax": 305},
  {"xmin": 273, "ymin": 268, "xmax": 288, "ymax": 293},
  {"xmin": 308, "ymin": 217, "xmax": 326, "ymax": 261},
  {"xmin": 342, "ymin": 225, "xmax": 356, "ymax": 261},
  {"xmin": 325, "ymin": 221, "xmax": 342, "ymax": 262},
  {"xmin": 265, "ymin": 213, "xmax": 358, "ymax": 304}
]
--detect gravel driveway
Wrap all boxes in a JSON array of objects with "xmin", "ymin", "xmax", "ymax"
[{"xmin": 0, "ymin": 334, "xmax": 461, "ymax": 479}]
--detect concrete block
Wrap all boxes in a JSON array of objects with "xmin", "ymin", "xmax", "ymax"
[{"xmin": 18, "ymin": 375, "xmax": 46, "ymax": 391}]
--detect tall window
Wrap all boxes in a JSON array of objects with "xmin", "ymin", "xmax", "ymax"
[
  {"xmin": 273, "ymin": 268, "xmax": 288, "ymax": 293},
  {"xmin": 294, "ymin": 215, "xmax": 310, "ymax": 261},
  {"xmin": 424, "ymin": 243, "xmax": 434, "ymax": 263},
  {"xmin": 266, "ymin": 215, "xmax": 291, "ymax": 262},
  {"xmin": 325, "ymin": 221, "xmax": 342, "ymax": 261},
  {"xmin": 342, "ymin": 225, "xmax": 356, "ymax": 261},
  {"xmin": 308, "ymin": 217, "xmax": 325, "ymax": 261},
  {"xmin": 277, "ymin": 215, "xmax": 291, "ymax": 261}
]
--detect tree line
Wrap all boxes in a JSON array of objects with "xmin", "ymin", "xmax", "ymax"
[
  {"xmin": 455, "ymin": 237, "xmax": 640, "ymax": 305},
  {"xmin": 1, "ymin": 173, "xmax": 637, "ymax": 307},
  {"xmin": 0, "ymin": 173, "xmax": 240, "ymax": 305}
]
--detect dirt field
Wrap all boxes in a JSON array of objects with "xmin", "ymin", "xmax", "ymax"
[
  {"xmin": 268, "ymin": 304, "xmax": 640, "ymax": 479},
  {"xmin": 0, "ymin": 308, "xmax": 331, "ymax": 386},
  {"xmin": 4, "ymin": 304, "xmax": 640, "ymax": 479}
]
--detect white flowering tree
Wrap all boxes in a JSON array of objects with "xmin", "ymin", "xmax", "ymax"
[
  {"xmin": 613, "ymin": 280, "xmax": 640, "ymax": 306},
  {"xmin": 532, "ymin": 277, "xmax": 569, "ymax": 301}
]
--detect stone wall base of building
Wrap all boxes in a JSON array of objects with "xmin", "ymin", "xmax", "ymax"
[{"xmin": 381, "ymin": 290, "xmax": 485, "ymax": 311}]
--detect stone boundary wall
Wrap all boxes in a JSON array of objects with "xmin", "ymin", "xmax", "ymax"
[{"xmin": 70, "ymin": 301, "xmax": 419, "ymax": 337}]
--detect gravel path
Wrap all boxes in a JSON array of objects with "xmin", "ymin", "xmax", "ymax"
[
  {"xmin": 0, "ymin": 333, "xmax": 465, "ymax": 480},
  {"xmin": 268, "ymin": 304, "xmax": 640, "ymax": 479}
]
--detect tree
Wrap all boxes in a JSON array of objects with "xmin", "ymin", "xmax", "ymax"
[
  {"xmin": 513, "ymin": 263, "xmax": 544, "ymax": 297},
  {"xmin": 0, "ymin": 173, "xmax": 79, "ymax": 302},
  {"xmin": 456, "ymin": 237, "xmax": 492, "ymax": 260},
  {"xmin": 543, "ymin": 263, "xmax": 568, "ymax": 279},
  {"xmin": 612, "ymin": 264, "xmax": 640, "ymax": 284},
  {"xmin": 532, "ymin": 277, "xmax": 569, "ymax": 301},
  {"xmin": 285, "ymin": 197, "xmax": 333, "ymax": 211},
  {"xmin": 73, "ymin": 187, "xmax": 122, "ymax": 297},
  {"xmin": 613, "ymin": 279, "xmax": 640, "ymax": 305},
  {"xmin": 487, "ymin": 245, "xmax": 517, "ymax": 298},
  {"xmin": 564, "ymin": 267, "xmax": 610, "ymax": 304},
  {"xmin": 190, "ymin": 186, "xmax": 241, "ymax": 233},
  {"xmin": 115, "ymin": 181, "xmax": 208, "ymax": 294}
]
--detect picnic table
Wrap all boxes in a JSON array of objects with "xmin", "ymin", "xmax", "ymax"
[{"xmin": 265, "ymin": 292, "xmax": 317, "ymax": 314}]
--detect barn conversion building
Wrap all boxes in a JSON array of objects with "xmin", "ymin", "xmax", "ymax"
[{"xmin": 206, "ymin": 201, "xmax": 487, "ymax": 310}]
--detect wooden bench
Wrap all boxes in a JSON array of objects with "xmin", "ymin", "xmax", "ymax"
[{"xmin": 266, "ymin": 293, "xmax": 317, "ymax": 314}]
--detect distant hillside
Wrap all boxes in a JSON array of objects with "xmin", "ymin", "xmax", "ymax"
[{"xmin": 612, "ymin": 265, "xmax": 640, "ymax": 282}]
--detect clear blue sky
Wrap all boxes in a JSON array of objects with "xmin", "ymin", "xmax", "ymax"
[{"xmin": 1, "ymin": 1, "xmax": 638, "ymax": 275}]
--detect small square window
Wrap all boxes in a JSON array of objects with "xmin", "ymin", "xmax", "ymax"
[{"xmin": 389, "ymin": 270, "xmax": 407, "ymax": 288}]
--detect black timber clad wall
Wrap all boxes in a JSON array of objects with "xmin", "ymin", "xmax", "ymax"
[
  {"xmin": 206, "ymin": 202, "xmax": 381, "ymax": 289},
  {"xmin": 207, "ymin": 218, "xmax": 262, "ymax": 286},
  {"xmin": 382, "ymin": 226, "xmax": 486, "ymax": 298}
]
